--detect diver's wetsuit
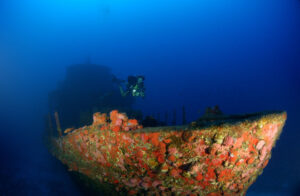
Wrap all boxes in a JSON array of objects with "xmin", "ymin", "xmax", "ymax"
[{"xmin": 120, "ymin": 76, "xmax": 145, "ymax": 97}]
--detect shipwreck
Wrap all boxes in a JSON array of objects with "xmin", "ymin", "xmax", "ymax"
[{"xmin": 48, "ymin": 109, "xmax": 286, "ymax": 196}]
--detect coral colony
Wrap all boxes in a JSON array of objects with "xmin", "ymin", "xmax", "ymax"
[{"xmin": 49, "ymin": 110, "xmax": 286, "ymax": 195}]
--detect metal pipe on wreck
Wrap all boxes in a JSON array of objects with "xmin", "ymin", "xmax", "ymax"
[{"xmin": 54, "ymin": 111, "xmax": 62, "ymax": 137}]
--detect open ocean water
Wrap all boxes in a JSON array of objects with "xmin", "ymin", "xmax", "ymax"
[{"xmin": 1, "ymin": 0, "xmax": 299, "ymax": 195}]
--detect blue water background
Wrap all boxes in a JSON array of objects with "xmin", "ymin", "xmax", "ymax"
[{"xmin": 0, "ymin": 0, "xmax": 299, "ymax": 195}]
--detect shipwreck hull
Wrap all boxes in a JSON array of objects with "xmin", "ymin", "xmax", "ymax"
[{"xmin": 49, "ymin": 111, "xmax": 286, "ymax": 196}]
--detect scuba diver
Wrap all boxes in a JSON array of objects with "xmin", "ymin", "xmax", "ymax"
[{"xmin": 116, "ymin": 75, "xmax": 145, "ymax": 98}]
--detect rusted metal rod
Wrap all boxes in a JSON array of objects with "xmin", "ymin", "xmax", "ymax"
[{"xmin": 54, "ymin": 111, "xmax": 62, "ymax": 137}]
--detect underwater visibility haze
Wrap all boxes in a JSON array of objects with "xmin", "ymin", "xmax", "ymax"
[{"xmin": 0, "ymin": 0, "xmax": 300, "ymax": 195}]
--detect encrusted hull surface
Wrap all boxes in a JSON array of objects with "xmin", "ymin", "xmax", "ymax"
[{"xmin": 49, "ymin": 111, "xmax": 286, "ymax": 196}]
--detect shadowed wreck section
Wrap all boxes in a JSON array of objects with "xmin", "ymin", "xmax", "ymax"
[{"xmin": 48, "ymin": 110, "xmax": 286, "ymax": 196}]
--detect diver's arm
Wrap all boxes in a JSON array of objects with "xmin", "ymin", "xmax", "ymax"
[{"xmin": 119, "ymin": 86, "xmax": 129, "ymax": 97}]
